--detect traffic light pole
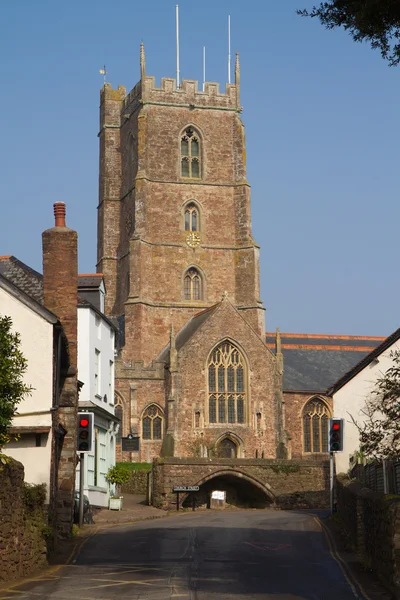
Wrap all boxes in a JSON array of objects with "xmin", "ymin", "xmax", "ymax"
[
  {"xmin": 330, "ymin": 451, "xmax": 334, "ymax": 515},
  {"xmin": 79, "ymin": 452, "xmax": 85, "ymax": 527}
]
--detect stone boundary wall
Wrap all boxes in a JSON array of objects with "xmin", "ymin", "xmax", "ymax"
[
  {"xmin": 336, "ymin": 475, "xmax": 400, "ymax": 595},
  {"xmin": 0, "ymin": 458, "xmax": 48, "ymax": 582},
  {"xmin": 152, "ymin": 458, "xmax": 329, "ymax": 510},
  {"xmin": 120, "ymin": 469, "xmax": 150, "ymax": 495}
]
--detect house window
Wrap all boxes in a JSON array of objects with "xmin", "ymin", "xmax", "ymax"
[
  {"xmin": 142, "ymin": 405, "xmax": 164, "ymax": 441},
  {"xmin": 181, "ymin": 127, "xmax": 201, "ymax": 178},
  {"xmin": 94, "ymin": 349, "xmax": 101, "ymax": 396},
  {"xmin": 184, "ymin": 268, "xmax": 202, "ymax": 300},
  {"xmin": 303, "ymin": 398, "xmax": 330, "ymax": 453},
  {"xmin": 184, "ymin": 203, "xmax": 199, "ymax": 232},
  {"xmin": 208, "ymin": 341, "xmax": 246, "ymax": 424},
  {"xmin": 194, "ymin": 411, "xmax": 200, "ymax": 428}
]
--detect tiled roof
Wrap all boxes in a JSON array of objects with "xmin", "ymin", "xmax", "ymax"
[
  {"xmin": 78, "ymin": 274, "xmax": 103, "ymax": 289},
  {"xmin": 265, "ymin": 333, "xmax": 385, "ymax": 392},
  {"xmin": 327, "ymin": 328, "xmax": 400, "ymax": 395},
  {"xmin": 0, "ymin": 256, "xmax": 43, "ymax": 304}
]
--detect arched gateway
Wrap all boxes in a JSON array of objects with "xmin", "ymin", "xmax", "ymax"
[{"xmin": 181, "ymin": 469, "xmax": 275, "ymax": 509}]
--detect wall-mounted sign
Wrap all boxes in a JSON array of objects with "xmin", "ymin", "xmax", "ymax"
[
  {"xmin": 173, "ymin": 485, "xmax": 200, "ymax": 492},
  {"xmin": 211, "ymin": 490, "xmax": 225, "ymax": 501},
  {"xmin": 122, "ymin": 436, "xmax": 140, "ymax": 452}
]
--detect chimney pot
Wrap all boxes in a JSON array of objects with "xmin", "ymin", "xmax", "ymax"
[{"xmin": 54, "ymin": 202, "xmax": 66, "ymax": 227}]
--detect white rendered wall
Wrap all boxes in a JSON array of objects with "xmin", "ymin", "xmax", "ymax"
[
  {"xmin": 334, "ymin": 340, "xmax": 400, "ymax": 474},
  {"xmin": 78, "ymin": 307, "xmax": 115, "ymax": 413},
  {"xmin": 76, "ymin": 306, "xmax": 116, "ymax": 507},
  {"xmin": 0, "ymin": 287, "xmax": 53, "ymax": 496}
]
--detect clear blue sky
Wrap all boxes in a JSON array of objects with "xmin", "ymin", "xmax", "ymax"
[{"xmin": 1, "ymin": 1, "xmax": 399, "ymax": 337}]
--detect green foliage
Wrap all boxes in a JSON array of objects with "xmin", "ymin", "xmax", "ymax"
[
  {"xmin": 0, "ymin": 315, "xmax": 33, "ymax": 448},
  {"xmin": 116, "ymin": 462, "xmax": 151, "ymax": 471},
  {"xmin": 270, "ymin": 463, "xmax": 300, "ymax": 474},
  {"xmin": 106, "ymin": 464, "xmax": 132, "ymax": 486},
  {"xmin": 23, "ymin": 483, "xmax": 46, "ymax": 511},
  {"xmin": 298, "ymin": 1, "xmax": 400, "ymax": 66},
  {"xmin": 352, "ymin": 349, "xmax": 400, "ymax": 459}
]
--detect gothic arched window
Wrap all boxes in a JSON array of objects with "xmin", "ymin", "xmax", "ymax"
[
  {"xmin": 115, "ymin": 404, "xmax": 123, "ymax": 444},
  {"xmin": 302, "ymin": 398, "xmax": 330, "ymax": 453},
  {"xmin": 181, "ymin": 127, "xmax": 201, "ymax": 178},
  {"xmin": 184, "ymin": 268, "xmax": 202, "ymax": 300},
  {"xmin": 142, "ymin": 405, "xmax": 164, "ymax": 441},
  {"xmin": 184, "ymin": 202, "xmax": 199, "ymax": 232},
  {"xmin": 208, "ymin": 341, "xmax": 246, "ymax": 425}
]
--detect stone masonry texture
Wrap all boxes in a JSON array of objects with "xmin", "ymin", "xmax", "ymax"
[
  {"xmin": 0, "ymin": 459, "xmax": 47, "ymax": 582},
  {"xmin": 97, "ymin": 59, "xmax": 332, "ymax": 480},
  {"xmin": 42, "ymin": 214, "xmax": 78, "ymax": 539}
]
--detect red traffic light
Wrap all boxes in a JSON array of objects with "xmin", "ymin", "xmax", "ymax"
[
  {"xmin": 333, "ymin": 422, "xmax": 340, "ymax": 431},
  {"xmin": 79, "ymin": 418, "xmax": 89, "ymax": 428}
]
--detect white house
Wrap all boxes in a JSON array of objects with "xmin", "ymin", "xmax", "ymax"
[
  {"xmin": 328, "ymin": 329, "xmax": 400, "ymax": 474},
  {"xmin": 75, "ymin": 275, "xmax": 119, "ymax": 508},
  {"xmin": 0, "ymin": 272, "xmax": 58, "ymax": 502}
]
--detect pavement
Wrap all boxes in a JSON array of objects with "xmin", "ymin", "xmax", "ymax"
[
  {"xmin": 89, "ymin": 494, "xmax": 167, "ymax": 525},
  {"xmin": 0, "ymin": 508, "xmax": 394, "ymax": 600}
]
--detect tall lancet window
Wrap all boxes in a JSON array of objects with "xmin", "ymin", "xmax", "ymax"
[
  {"xmin": 208, "ymin": 341, "xmax": 246, "ymax": 425},
  {"xmin": 184, "ymin": 203, "xmax": 199, "ymax": 232},
  {"xmin": 302, "ymin": 398, "xmax": 330, "ymax": 453},
  {"xmin": 184, "ymin": 267, "xmax": 202, "ymax": 300},
  {"xmin": 181, "ymin": 127, "xmax": 201, "ymax": 178}
]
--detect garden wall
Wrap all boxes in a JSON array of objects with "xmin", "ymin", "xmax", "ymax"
[
  {"xmin": 0, "ymin": 458, "xmax": 48, "ymax": 582},
  {"xmin": 336, "ymin": 475, "xmax": 400, "ymax": 595}
]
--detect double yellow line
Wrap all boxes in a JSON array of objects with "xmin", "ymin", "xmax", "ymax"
[{"xmin": 314, "ymin": 516, "xmax": 372, "ymax": 600}]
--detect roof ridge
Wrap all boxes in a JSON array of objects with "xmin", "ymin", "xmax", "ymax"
[{"xmin": 265, "ymin": 332, "xmax": 386, "ymax": 340}]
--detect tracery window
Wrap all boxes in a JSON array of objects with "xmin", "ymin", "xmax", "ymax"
[
  {"xmin": 181, "ymin": 127, "xmax": 201, "ymax": 178},
  {"xmin": 184, "ymin": 268, "xmax": 202, "ymax": 300},
  {"xmin": 184, "ymin": 203, "xmax": 199, "ymax": 232},
  {"xmin": 142, "ymin": 405, "xmax": 164, "ymax": 441},
  {"xmin": 303, "ymin": 398, "xmax": 330, "ymax": 453},
  {"xmin": 208, "ymin": 342, "xmax": 246, "ymax": 425},
  {"xmin": 115, "ymin": 404, "xmax": 123, "ymax": 444}
]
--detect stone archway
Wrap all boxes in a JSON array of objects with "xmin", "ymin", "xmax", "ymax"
[{"xmin": 181, "ymin": 469, "xmax": 275, "ymax": 509}]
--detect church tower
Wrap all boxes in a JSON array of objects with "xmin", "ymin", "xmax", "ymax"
[
  {"xmin": 97, "ymin": 46, "xmax": 284, "ymax": 463},
  {"xmin": 97, "ymin": 46, "xmax": 265, "ymax": 365}
]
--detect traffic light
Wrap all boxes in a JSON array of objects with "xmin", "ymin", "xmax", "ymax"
[
  {"xmin": 329, "ymin": 418, "xmax": 343, "ymax": 452},
  {"xmin": 77, "ymin": 412, "xmax": 94, "ymax": 453}
]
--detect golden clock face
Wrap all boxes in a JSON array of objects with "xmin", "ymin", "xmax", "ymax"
[{"xmin": 186, "ymin": 232, "xmax": 201, "ymax": 248}]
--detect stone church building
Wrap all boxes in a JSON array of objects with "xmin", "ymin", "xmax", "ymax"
[{"xmin": 97, "ymin": 46, "xmax": 383, "ymax": 465}]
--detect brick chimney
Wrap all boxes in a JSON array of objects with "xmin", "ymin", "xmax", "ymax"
[
  {"xmin": 42, "ymin": 202, "xmax": 78, "ymax": 367},
  {"xmin": 42, "ymin": 202, "xmax": 78, "ymax": 539}
]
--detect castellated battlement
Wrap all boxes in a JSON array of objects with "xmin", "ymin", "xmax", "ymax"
[
  {"xmin": 116, "ymin": 359, "xmax": 166, "ymax": 380},
  {"xmin": 122, "ymin": 75, "xmax": 240, "ymax": 112}
]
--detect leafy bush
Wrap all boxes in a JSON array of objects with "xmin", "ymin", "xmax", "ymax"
[
  {"xmin": 116, "ymin": 462, "xmax": 151, "ymax": 471},
  {"xmin": 106, "ymin": 465, "xmax": 132, "ymax": 486},
  {"xmin": 23, "ymin": 483, "xmax": 46, "ymax": 510}
]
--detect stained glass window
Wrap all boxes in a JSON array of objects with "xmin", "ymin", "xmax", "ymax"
[
  {"xmin": 181, "ymin": 128, "xmax": 201, "ymax": 178},
  {"xmin": 142, "ymin": 405, "xmax": 164, "ymax": 441},
  {"xmin": 207, "ymin": 341, "xmax": 247, "ymax": 425},
  {"xmin": 302, "ymin": 399, "xmax": 330, "ymax": 453}
]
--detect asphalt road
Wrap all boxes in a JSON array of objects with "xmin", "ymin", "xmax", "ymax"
[{"xmin": 0, "ymin": 510, "xmax": 388, "ymax": 600}]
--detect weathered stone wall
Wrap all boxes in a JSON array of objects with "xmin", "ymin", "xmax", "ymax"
[
  {"xmin": 0, "ymin": 459, "xmax": 48, "ymax": 582},
  {"xmin": 120, "ymin": 469, "xmax": 151, "ymax": 495},
  {"xmin": 152, "ymin": 457, "xmax": 329, "ymax": 510},
  {"xmin": 283, "ymin": 391, "xmax": 333, "ymax": 458},
  {"xmin": 336, "ymin": 475, "xmax": 400, "ymax": 595}
]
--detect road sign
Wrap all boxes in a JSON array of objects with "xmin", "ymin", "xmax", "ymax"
[{"xmin": 173, "ymin": 485, "xmax": 199, "ymax": 492}]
